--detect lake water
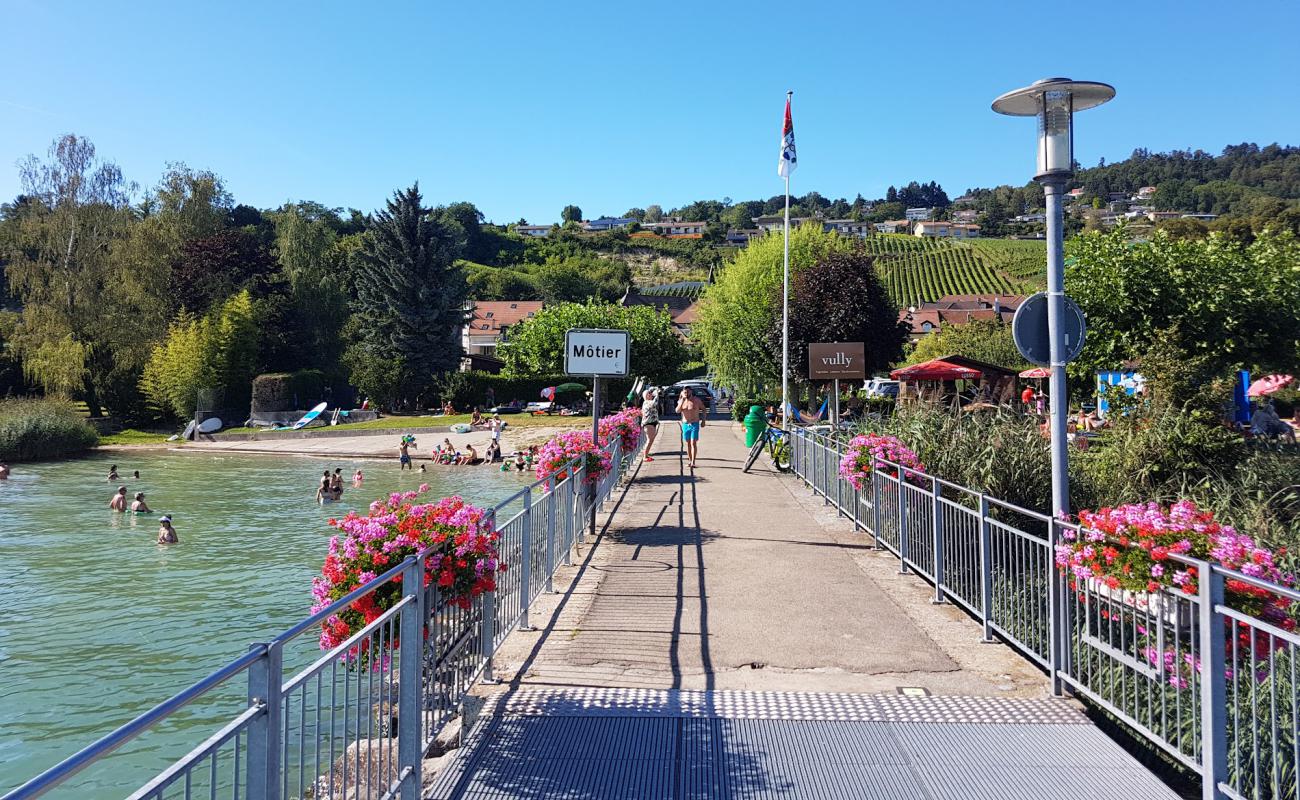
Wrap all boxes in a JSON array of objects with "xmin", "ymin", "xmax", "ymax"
[{"xmin": 0, "ymin": 449, "xmax": 530, "ymax": 797}]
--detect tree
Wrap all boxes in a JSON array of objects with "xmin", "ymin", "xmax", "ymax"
[
  {"xmin": 1065, "ymin": 227, "xmax": 1300, "ymax": 382},
  {"xmin": 465, "ymin": 265, "xmax": 538, "ymax": 300},
  {"xmin": 270, "ymin": 202, "xmax": 350, "ymax": 369},
  {"xmin": 770, "ymin": 249, "xmax": 907, "ymax": 384},
  {"xmin": 643, "ymin": 204, "xmax": 664, "ymax": 223},
  {"xmin": 140, "ymin": 290, "xmax": 260, "ymax": 419},
  {"xmin": 346, "ymin": 184, "xmax": 467, "ymax": 405},
  {"xmin": 623, "ymin": 208, "xmax": 646, "ymax": 221},
  {"xmin": 694, "ymin": 225, "xmax": 854, "ymax": 394},
  {"xmin": 907, "ymin": 318, "xmax": 1029, "ymax": 371},
  {"xmin": 171, "ymin": 228, "xmax": 277, "ymax": 312},
  {"xmin": 4, "ymin": 135, "xmax": 134, "ymax": 416},
  {"xmin": 534, "ymin": 254, "xmax": 630, "ymax": 304},
  {"xmin": 561, "ymin": 205, "xmax": 583, "ymax": 224},
  {"xmin": 499, "ymin": 301, "xmax": 689, "ymax": 383}
]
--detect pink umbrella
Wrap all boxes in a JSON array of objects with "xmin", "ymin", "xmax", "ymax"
[
  {"xmin": 1018, "ymin": 367, "xmax": 1051, "ymax": 379},
  {"xmin": 1248, "ymin": 374, "xmax": 1294, "ymax": 397}
]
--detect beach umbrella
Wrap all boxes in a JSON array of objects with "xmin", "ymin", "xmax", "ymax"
[
  {"xmin": 540, "ymin": 386, "xmax": 556, "ymax": 400},
  {"xmin": 1247, "ymin": 374, "xmax": 1294, "ymax": 397},
  {"xmin": 1018, "ymin": 367, "xmax": 1051, "ymax": 379},
  {"xmin": 554, "ymin": 383, "xmax": 587, "ymax": 394},
  {"xmin": 891, "ymin": 359, "xmax": 982, "ymax": 381}
]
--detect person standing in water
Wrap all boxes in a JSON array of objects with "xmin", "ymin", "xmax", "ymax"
[
  {"xmin": 108, "ymin": 464, "xmax": 120, "ymax": 481},
  {"xmin": 0, "ymin": 462, "xmax": 9, "ymax": 480},
  {"xmin": 157, "ymin": 515, "xmax": 178, "ymax": 544},
  {"xmin": 109, "ymin": 486, "xmax": 128, "ymax": 511},
  {"xmin": 352, "ymin": 469, "xmax": 364, "ymax": 486},
  {"xmin": 330, "ymin": 469, "xmax": 344, "ymax": 499},
  {"xmin": 676, "ymin": 388, "xmax": 704, "ymax": 470},
  {"xmin": 131, "ymin": 492, "xmax": 152, "ymax": 513},
  {"xmin": 398, "ymin": 438, "xmax": 414, "ymax": 470}
]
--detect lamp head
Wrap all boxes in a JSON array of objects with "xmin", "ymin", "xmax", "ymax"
[{"xmin": 992, "ymin": 78, "xmax": 1115, "ymax": 178}]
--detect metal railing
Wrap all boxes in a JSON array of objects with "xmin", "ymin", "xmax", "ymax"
[
  {"xmin": 790, "ymin": 427, "xmax": 1299, "ymax": 800},
  {"xmin": 6, "ymin": 435, "xmax": 642, "ymax": 800}
]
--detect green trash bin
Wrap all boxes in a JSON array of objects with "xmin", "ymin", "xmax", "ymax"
[{"xmin": 743, "ymin": 405, "xmax": 768, "ymax": 448}]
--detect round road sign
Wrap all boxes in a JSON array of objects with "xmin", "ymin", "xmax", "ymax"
[{"xmin": 1012, "ymin": 292, "xmax": 1086, "ymax": 367}]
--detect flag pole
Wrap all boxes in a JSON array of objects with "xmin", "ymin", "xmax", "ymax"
[{"xmin": 781, "ymin": 90, "xmax": 792, "ymax": 428}]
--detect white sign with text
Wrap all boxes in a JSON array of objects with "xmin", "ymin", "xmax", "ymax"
[{"xmin": 564, "ymin": 328, "xmax": 630, "ymax": 376}]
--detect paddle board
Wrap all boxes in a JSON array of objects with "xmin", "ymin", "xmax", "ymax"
[
  {"xmin": 182, "ymin": 420, "xmax": 197, "ymax": 440},
  {"xmin": 449, "ymin": 423, "xmax": 473, "ymax": 434},
  {"xmin": 293, "ymin": 402, "xmax": 328, "ymax": 430},
  {"xmin": 197, "ymin": 417, "xmax": 223, "ymax": 433}
]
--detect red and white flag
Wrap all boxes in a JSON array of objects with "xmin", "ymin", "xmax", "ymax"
[{"xmin": 778, "ymin": 94, "xmax": 797, "ymax": 178}]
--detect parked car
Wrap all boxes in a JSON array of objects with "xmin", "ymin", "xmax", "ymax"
[
  {"xmin": 862, "ymin": 378, "xmax": 900, "ymax": 398},
  {"xmin": 661, "ymin": 383, "xmax": 713, "ymax": 416}
]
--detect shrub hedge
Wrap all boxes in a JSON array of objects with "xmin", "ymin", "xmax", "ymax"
[
  {"xmin": 433, "ymin": 371, "xmax": 638, "ymax": 413},
  {"xmin": 0, "ymin": 398, "xmax": 100, "ymax": 461},
  {"xmin": 251, "ymin": 370, "xmax": 327, "ymax": 412}
]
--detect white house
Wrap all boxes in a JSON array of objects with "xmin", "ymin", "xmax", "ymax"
[
  {"xmin": 913, "ymin": 221, "xmax": 980, "ymax": 239},
  {"xmin": 582, "ymin": 216, "xmax": 636, "ymax": 232},
  {"xmin": 875, "ymin": 219, "xmax": 911, "ymax": 234},
  {"xmin": 514, "ymin": 224, "xmax": 551, "ymax": 237},
  {"xmin": 752, "ymin": 215, "xmax": 812, "ymax": 233},
  {"xmin": 823, "ymin": 219, "xmax": 874, "ymax": 238},
  {"xmin": 461, "ymin": 300, "xmax": 544, "ymax": 358},
  {"xmin": 905, "ymin": 207, "xmax": 934, "ymax": 221},
  {"xmin": 642, "ymin": 220, "xmax": 708, "ymax": 236}
]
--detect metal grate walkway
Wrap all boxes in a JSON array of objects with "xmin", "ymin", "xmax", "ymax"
[{"xmin": 426, "ymin": 689, "xmax": 1180, "ymax": 799}]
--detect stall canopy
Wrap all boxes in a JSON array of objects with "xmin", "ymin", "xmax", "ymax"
[
  {"xmin": 1019, "ymin": 367, "xmax": 1051, "ymax": 379},
  {"xmin": 891, "ymin": 359, "xmax": 983, "ymax": 381},
  {"xmin": 1247, "ymin": 374, "xmax": 1294, "ymax": 398}
]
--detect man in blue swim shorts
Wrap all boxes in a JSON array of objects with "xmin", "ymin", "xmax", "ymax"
[{"xmin": 675, "ymin": 388, "xmax": 704, "ymax": 469}]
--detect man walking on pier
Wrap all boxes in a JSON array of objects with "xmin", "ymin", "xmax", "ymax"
[{"xmin": 676, "ymin": 387, "xmax": 704, "ymax": 469}]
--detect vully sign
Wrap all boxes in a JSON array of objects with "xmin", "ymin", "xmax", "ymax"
[
  {"xmin": 564, "ymin": 328, "xmax": 630, "ymax": 377},
  {"xmin": 808, "ymin": 342, "xmax": 866, "ymax": 380}
]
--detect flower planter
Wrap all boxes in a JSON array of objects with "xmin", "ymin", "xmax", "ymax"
[{"xmin": 1085, "ymin": 580, "xmax": 1193, "ymax": 632}]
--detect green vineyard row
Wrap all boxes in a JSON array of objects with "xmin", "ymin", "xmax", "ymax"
[{"xmin": 858, "ymin": 235, "xmax": 1047, "ymax": 306}]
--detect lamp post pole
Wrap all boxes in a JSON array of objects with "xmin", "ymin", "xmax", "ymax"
[{"xmin": 1040, "ymin": 176, "xmax": 1069, "ymax": 518}]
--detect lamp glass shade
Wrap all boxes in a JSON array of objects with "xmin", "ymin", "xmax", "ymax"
[{"xmin": 1036, "ymin": 90, "xmax": 1074, "ymax": 176}]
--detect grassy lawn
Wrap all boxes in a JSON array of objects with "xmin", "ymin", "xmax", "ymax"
[
  {"xmin": 218, "ymin": 413, "xmax": 588, "ymax": 436},
  {"xmin": 98, "ymin": 429, "xmax": 180, "ymax": 446}
]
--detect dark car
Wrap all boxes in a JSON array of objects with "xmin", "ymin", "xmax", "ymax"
[{"xmin": 660, "ymin": 384, "xmax": 712, "ymax": 416}]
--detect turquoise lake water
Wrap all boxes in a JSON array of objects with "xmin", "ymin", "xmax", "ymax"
[{"xmin": 0, "ymin": 449, "xmax": 529, "ymax": 797}]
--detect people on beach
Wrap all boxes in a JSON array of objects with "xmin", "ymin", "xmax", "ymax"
[
  {"xmin": 676, "ymin": 388, "xmax": 704, "ymax": 469},
  {"xmin": 470, "ymin": 407, "xmax": 486, "ymax": 427},
  {"xmin": 488, "ymin": 413, "xmax": 505, "ymax": 446},
  {"xmin": 398, "ymin": 436, "xmax": 415, "ymax": 470},
  {"xmin": 458, "ymin": 444, "xmax": 480, "ymax": 466},
  {"xmin": 157, "ymin": 516, "xmax": 178, "ymax": 544},
  {"xmin": 109, "ymin": 486, "xmax": 128, "ymax": 511},
  {"xmin": 514, "ymin": 451, "xmax": 527, "ymax": 472},
  {"xmin": 640, "ymin": 388, "xmax": 661, "ymax": 462},
  {"xmin": 108, "ymin": 464, "xmax": 120, "ymax": 481},
  {"xmin": 441, "ymin": 401, "xmax": 456, "ymax": 416},
  {"xmin": 485, "ymin": 439, "xmax": 501, "ymax": 463},
  {"xmin": 1252, "ymin": 400, "xmax": 1296, "ymax": 444},
  {"xmin": 131, "ymin": 492, "xmax": 152, "ymax": 513}
]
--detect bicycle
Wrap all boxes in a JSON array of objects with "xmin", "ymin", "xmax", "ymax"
[{"xmin": 743, "ymin": 425, "xmax": 791, "ymax": 473}]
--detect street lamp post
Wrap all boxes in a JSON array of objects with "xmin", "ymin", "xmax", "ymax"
[{"xmin": 992, "ymin": 78, "xmax": 1114, "ymax": 520}]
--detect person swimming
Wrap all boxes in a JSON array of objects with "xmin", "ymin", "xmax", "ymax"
[
  {"xmin": 352, "ymin": 469, "xmax": 364, "ymax": 486},
  {"xmin": 109, "ymin": 486, "xmax": 128, "ymax": 511},
  {"xmin": 108, "ymin": 464, "xmax": 120, "ymax": 481},
  {"xmin": 157, "ymin": 515, "xmax": 178, "ymax": 544},
  {"xmin": 131, "ymin": 492, "xmax": 152, "ymax": 513},
  {"xmin": 132, "ymin": 470, "xmax": 140, "ymax": 480}
]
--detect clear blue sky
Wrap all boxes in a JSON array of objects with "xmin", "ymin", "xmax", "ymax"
[{"xmin": 2, "ymin": 0, "xmax": 1297, "ymax": 225}]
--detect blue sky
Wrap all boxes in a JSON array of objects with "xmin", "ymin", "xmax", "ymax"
[{"xmin": 1, "ymin": 0, "xmax": 1296, "ymax": 224}]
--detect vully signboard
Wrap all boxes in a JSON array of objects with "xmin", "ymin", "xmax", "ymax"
[
  {"xmin": 808, "ymin": 342, "xmax": 866, "ymax": 380},
  {"xmin": 564, "ymin": 328, "xmax": 630, "ymax": 377}
]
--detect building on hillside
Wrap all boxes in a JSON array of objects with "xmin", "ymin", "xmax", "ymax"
[
  {"xmin": 460, "ymin": 300, "xmax": 545, "ymax": 360},
  {"xmin": 1147, "ymin": 211, "xmax": 1182, "ymax": 223},
  {"xmin": 1136, "ymin": 186, "xmax": 1157, "ymax": 200},
  {"xmin": 752, "ymin": 215, "xmax": 813, "ymax": 233},
  {"xmin": 913, "ymin": 220, "xmax": 981, "ymax": 239},
  {"xmin": 875, "ymin": 219, "xmax": 911, "ymax": 234},
  {"xmin": 514, "ymin": 224, "xmax": 551, "ymax": 237},
  {"xmin": 1012, "ymin": 213, "xmax": 1046, "ymax": 224},
  {"xmin": 1066, "ymin": 188, "xmax": 1086, "ymax": 200},
  {"xmin": 582, "ymin": 216, "xmax": 636, "ymax": 232},
  {"xmin": 905, "ymin": 207, "xmax": 935, "ymax": 221},
  {"xmin": 620, "ymin": 288, "xmax": 699, "ymax": 340},
  {"xmin": 642, "ymin": 220, "xmax": 708, "ymax": 236},
  {"xmin": 1181, "ymin": 213, "xmax": 1219, "ymax": 222},
  {"xmin": 952, "ymin": 209, "xmax": 979, "ymax": 223},
  {"xmin": 725, "ymin": 229, "xmax": 762, "ymax": 245},
  {"xmin": 823, "ymin": 219, "xmax": 874, "ymax": 238},
  {"xmin": 897, "ymin": 295, "xmax": 1024, "ymax": 342}
]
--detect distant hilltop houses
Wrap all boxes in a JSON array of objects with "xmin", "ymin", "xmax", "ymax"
[{"xmin": 899, "ymin": 295, "xmax": 1025, "ymax": 343}]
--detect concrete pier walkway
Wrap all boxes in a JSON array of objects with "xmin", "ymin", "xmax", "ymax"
[{"xmin": 429, "ymin": 417, "xmax": 1180, "ymax": 799}]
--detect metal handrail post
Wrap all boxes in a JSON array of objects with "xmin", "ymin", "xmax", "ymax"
[
  {"xmin": 931, "ymin": 476, "xmax": 945, "ymax": 604},
  {"xmin": 897, "ymin": 468, "xmax": 909, "ymax": 574},
  {"xmin": 872, "ymin": 459, "xmax": 882, "ymax": 549},
  {"xmin": 397, "ymin": 557, "xmax": 424, "ymax": 800},
  {"xmin": 519, "ymin": 486, "xmax": 533, "ymax": 631},
  {"xmin": 978, "ymin": 494, "xmax": 994, "ymax": 642},
  {"xmin": 244, "ymin": 642, "xmax": 282, "ymax": 800},
  {"xmin": 1198, "ymin": 567, "xmax": 1228, "ymax": 800},
  {"xmin": 545, "ymin": 476, "xmax": 556, "ymax": 592},
  {"xmin": 1047, "ymin": 518, "xmax": 1063, "ymax": 695},
  {"xmin": 481, "ymin": 511, "xmax": 498, "ymax": 684}
]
